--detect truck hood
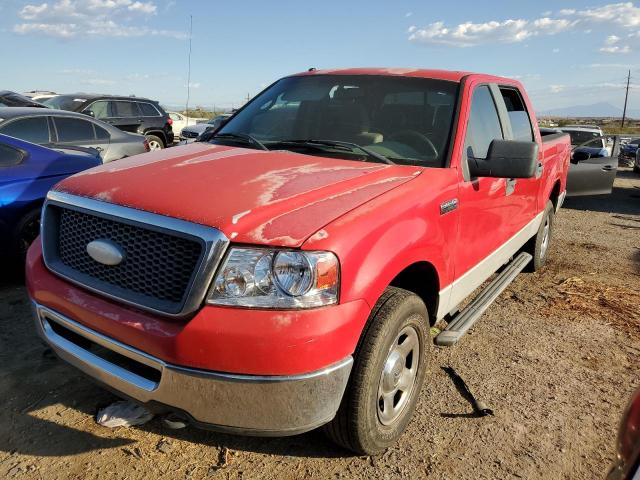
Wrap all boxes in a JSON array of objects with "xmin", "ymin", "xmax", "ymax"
[{"xmin": 54, "ymin": 143, "xmax": 420, "ymax": 247}]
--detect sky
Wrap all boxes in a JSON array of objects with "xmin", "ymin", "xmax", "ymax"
[{"xmin": 0, "ymin": 0, "xmax": 638, "ymax": 113}]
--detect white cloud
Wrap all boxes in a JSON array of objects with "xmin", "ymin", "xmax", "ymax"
[
  {"xmin": 605, "ymin": 35, "xmax": 620, "ymax": 45},
  {"xmin": 128, "ymin": 1, "xmax": 156, "ymax": 14},
  {"xmin": 408, "ymin": 2, "xmax": 640, "ymax": 51},
  {"xmin": 550, "ymin": 84, "xmax": 565, "ymax": 93},
  {"xmin": 405, "ymin": 12, "xmax": 413, "ymax": 18},
  {"xmin": 599, "ymin": 45, "xmax": 631, "ymax": 53},
  {"xmin": 408, "ymin": 17, "xmax": 574, "ymax": 47},
  {"xmin": 552, "ymin": 48, "xmax": 560, "ymax": 53},
  {"xmin": 14, "ymin": 0, "xmax": 180, "ymax": 39}
]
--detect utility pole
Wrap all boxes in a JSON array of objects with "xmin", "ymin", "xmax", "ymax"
[
  {"xmin": 621, "ymin": 69, "xmax": 630, "ymax": 128},
  {"xmin": 246, "ymin": 93, "xmax": 251, "ymax": 104},
  {"xmin": 185, "ymin": 15, "xmax": 193, "ymax": 117}
]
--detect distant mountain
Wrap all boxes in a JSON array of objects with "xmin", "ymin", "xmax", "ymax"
[{"xmin": 538, "ymin": 102, "xmax": 639, "ymax": 118}]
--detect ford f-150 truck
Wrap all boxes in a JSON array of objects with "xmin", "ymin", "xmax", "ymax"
[{"xmin": 26, "ymin": 68, "xmax": 570, "ymax": 455}]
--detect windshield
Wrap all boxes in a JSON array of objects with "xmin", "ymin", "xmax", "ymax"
[
  {"xmin": 213, "ymin": 75, "xmax": 459, "ymax": 167},
  {"xmin": 43, "ymin": 96, "xmax": 86, "ymax": 111},
  {"xmin": 563, "ymin": 129, "xmax": 604, "ymax": 148}
]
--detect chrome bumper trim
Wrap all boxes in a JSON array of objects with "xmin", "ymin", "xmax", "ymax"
[{"xmin": 33, "ymin": 303, "xmax": 353, "ymax": 435}]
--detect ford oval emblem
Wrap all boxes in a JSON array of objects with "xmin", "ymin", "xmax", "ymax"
[{"xmin": 86, "ymin": 239, "xmax": 124, "ymax": 266}]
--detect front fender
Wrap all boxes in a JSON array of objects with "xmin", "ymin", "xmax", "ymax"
[{"xmin": 303, "ymin": 170, "xmax": 458, "ymax": 310}]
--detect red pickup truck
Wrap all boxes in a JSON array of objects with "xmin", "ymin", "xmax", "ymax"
[{"xmin": 26, "ymin": 68, "xmax": 570, "ymax": 455}]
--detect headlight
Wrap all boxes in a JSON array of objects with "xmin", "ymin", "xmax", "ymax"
[{"xmin": 207, "ymin": 247, "xmax": 339, "ymax": 308}]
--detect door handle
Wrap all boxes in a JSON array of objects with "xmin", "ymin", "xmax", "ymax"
[{"xmin": 535, "ymin": 162, "xmax": 544, "ymax": 178}]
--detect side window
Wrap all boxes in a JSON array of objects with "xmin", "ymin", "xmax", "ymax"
[
  {"xmin": 54, "ymin": 117, "xmax": 96, "ymax": 142},
  {"xmin": 137, "ymin": 102, "xmax": 160, "ymax": 116},
  {"xmin": 88, "ymin": 100, "xmax": 110, "ymax": 119},
  {"xmin": 0, "ymin": 117, "xmax": 50, "ymax": 144},
  {"xmin": 0, "ymin": 144, "xmax": 25, "ymax": 167},
  {"xmin": 113, "ymin": 101, "xmax": 139, "ymax": 117},
  {"xmin": 500, "ymin": 88, "xmax": 534, "ymax": 141},
  {"xmin": 94, "ymin": 124, "xmax": 110, "ymax": 140},
  {"xmin": 169, "ymin": 112, "xmax": 181, "ymax": 121},
  {"xmin": 465, "ymin": 86, "xmax": 503, "ymax": 160}
]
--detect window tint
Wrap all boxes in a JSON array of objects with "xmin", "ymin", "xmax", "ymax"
[
  {"xmin": 465, "ymin": 86, "xmax": 503, "ymax": 160},
  {"xmin": 113, "ymin": 101, "xmax": 139, "ymax": 117},
  {"xmin": 54, "ymin": 117, "xmax": 96, "ymax": 142},
  {"xmin": 95, "ymin": 124, "xmax": 110, "ymax": 140},
  {"xmin": 137, "ymin": 102, "xmax": 160, "ymax": 116},
  {"xmin": 0, "ymin": 117, "xmax": 50, "ymax": 144},
  {"xmin": 500, "ymin": 88, "xmax": 534, "ymax": 141},
  {"xmin": 0, "ymin": 144, "xmax": 25, "ymax": 167},
  {"xmin": 87, "ymin": 100, "xmax": 110, "ymax": 119},
  {"xmin": 169, "ymin": 112, "xmax": 181, "ymax": 121}
]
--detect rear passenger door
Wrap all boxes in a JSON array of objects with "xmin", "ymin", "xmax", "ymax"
[
  {"xmin": 52, "ymin": 116, "xmax": 111, "ymax": 157},
  {"xmin": 109, "ymin": 101, "xmax": 142, "ymax": 133}
]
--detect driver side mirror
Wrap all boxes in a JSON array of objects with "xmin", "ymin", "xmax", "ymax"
[
  {"xmin": 468, "ymin": 139, "xmax": 538, "ymax": 179},
  {"xmin": 82, "ymin": 109, "xmax": 95, "ymax": 118}
]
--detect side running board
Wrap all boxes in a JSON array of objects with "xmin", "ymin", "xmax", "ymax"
[{"xmin": 435, "ymin": 252, "xmax": 532, "ymax": 346}]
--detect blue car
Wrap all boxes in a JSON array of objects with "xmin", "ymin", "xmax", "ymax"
[
  {"xmin": 620, "ymin": 138, "xmax": 640, "ymax": 164},
  {"xmin": 0, "ymin": 134, "xmax": 101, "ymax": 258}
]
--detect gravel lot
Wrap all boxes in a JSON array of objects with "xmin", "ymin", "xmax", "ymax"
[{"xmin": 1, "ymin": 170, "xmax": 639, "ymax": 480}]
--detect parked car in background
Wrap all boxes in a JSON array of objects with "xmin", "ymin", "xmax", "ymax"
[
  {"xmin": 179, "ymin": 113, "xmax": 231, "ymax": 143},
  {"xmin": 0, "ymin": 134, "xmax": 101, "ymax": 258},
  {"xmin": 607, "ymin": 389, "xmax": 640, "ymax": 480},
  {"xmin": 0, "ymin": 90, "xmax": 46, "ymax": 108},
  {"xmin": 43, "ymin": 94, "xmax": 174, "ymax": 150},
  {"xmin": 23, "ymin": 90, "xmax": 58, "ymax": 102},
  {"xmin": 168, "ymin": 111, "xmax": 208, "ymax": 138},
  {"xmin": 560, "ymin": 125, "xmax": 610, "ymax": 155},
  {"xmin": 0, "ymin": 108, "xmax": 149, "ymax": 163},
  {"xmin": 27, "ymin": 68, "xmax": 571, "ymax": 455},
  {"xmin": 619, "ymin": 138, "xmax": 640, "ymax": 166},
  {"xmin": 635, "ymin": 147, "xmax": 640, "ymax": 174},
  {"xmin": 540, "ymin": 129, "xmax": 617, "ymax": 196}
]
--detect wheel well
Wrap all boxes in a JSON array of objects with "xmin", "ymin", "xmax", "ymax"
[
  {"xmin": 389, "ymin": 262, "xmax": 439, "ymax": 325},
  {"xmin": 549, "ymin": 180, "xmax": 561, "ymax": 210},
  {"xmin": 145, "ymin": 131, "xmax": 166, "ymax": 147}
]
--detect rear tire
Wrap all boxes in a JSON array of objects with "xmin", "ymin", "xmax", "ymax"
[
  {"xmin": 12, "ymin": 208, "xmax": 41, "ymax": 259},
  {"xmin": 323, "ymin": 287, "xmax": 429, "ymax": 455},
  {"xmin": 634, "ymin": 164, "xmax": 640, "ymax": 174},
  {"xmin": 145, "ymin": 134, "xmax": 164, "ymax": 150},
  {"xmin": 524, "ymin": 200, "xmax": 554, "ymax": 272}
]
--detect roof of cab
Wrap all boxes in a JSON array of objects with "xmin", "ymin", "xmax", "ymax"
[{"xmin": 292, "ymin": 67, "xmax": 517, "ymax": 84}]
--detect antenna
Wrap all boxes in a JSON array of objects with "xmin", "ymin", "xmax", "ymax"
[
  {"xmin": 185, "ymin": 15, "xmax": 193, "ymax": 118},
  {"xmin": 621, "ymin": 69, "xmax": 630, "ymax": 128}
]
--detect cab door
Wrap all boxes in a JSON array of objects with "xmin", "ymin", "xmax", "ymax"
[{"xmin": 449, "ymin": 84, "xmax": 515, "ymax": 311}]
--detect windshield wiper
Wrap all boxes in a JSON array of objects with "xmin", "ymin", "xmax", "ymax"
[
  {"xmin": 271, "ymin": 139, "xmax": 394, "ymax": 165},
  {"xmin": 209, "ymin": 132, "xmax": 268, "ymax": 151}
]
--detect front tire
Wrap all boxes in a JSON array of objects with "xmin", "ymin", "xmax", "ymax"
[
  {"xmin": 525, "ymin": 200, "xmax": 555, "ymax": 272},
  {"xmin": 324, "ymin": 287, "xmax": 429, "ymax": 455}
]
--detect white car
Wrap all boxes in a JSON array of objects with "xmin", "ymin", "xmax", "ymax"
[
  {"xmin": 167, "ymin": 112, "xmax": 207, "ymax": 138},
  {"xmin": 560, "ymin": 125, "xmax": 611, "ymax": 155}
]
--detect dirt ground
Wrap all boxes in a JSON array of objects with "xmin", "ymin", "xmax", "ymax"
[{"xmin": 1, "ymin": 170, "xmax": 639, "ymax": 480}]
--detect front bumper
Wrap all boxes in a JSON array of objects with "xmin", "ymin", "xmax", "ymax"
[{"xmin": 32, "ymin": 302, "xmax": 353, "ymax": 435}]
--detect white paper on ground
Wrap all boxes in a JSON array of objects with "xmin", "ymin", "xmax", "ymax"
[{"xmin": 96, "ymin": 400, "xmax": 154, "ymax": 428}]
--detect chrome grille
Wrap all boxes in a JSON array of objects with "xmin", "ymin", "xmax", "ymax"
[
  {"xmin": 181, "ymin": 130, "xmax": 199, "ymax": 139},
  {"xmin": 41, "ymin": 192, "xmax": 229, "ymax": 317}
]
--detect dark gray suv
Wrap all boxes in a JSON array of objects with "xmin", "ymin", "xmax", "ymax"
[{"xmin": 44, "ymin": 94, "xmax": 174, "ymax": 150}]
